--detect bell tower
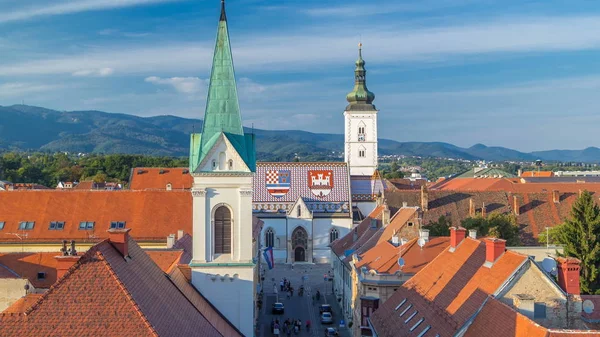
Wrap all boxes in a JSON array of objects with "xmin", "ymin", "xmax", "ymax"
[
  {"xmin": 344, "ymin": 43, "xmax": 378, "ymax": 176},
  {"xmin": 188, "ymin": 1, "xmax": 256, "ymax": 336}
]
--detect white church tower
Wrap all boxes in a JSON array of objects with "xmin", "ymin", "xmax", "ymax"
[
  {"xmin": 188, "ymin": 1, "xmax": 256, "ymax": 336},
  {"xmin": 344, "ymin": 43, "xmax": 378, "ymax": 176}
]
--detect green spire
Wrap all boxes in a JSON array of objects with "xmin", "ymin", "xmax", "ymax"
[
  {"xmin": 189, "ymin": 0, "xmax": 255, "ymax": 173},
  {"xmin": 345, "ymin": 43, "xmax": 376, "ymax": 112}
]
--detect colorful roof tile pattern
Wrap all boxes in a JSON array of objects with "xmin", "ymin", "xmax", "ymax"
[
  {"xmin": 129, "ymin": 168, "xmax": 193, "ymax": 190},
  {"xmin": 350, "ymin": 171, "xmax": 386, "ymax": 201},
  {"xmin": 253, "ymin": 162, "xmax": 351, "ymax": 214},
  {"xmin": 0, "ymin": 235, "xmax": 237, "ymax": 337},
  {"xmin": 369, "ymin": 237, "xmax": 528, "ymax": 337}
]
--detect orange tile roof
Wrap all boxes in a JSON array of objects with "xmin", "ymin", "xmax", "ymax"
[
  {"xmin": 0, "ymin": 236, "xmax": 237, "ymax": 337},
  {"xmin": 0, "ymin": 190, "xmax": 191, "ymax": 243},
  {"xmin": 356, "ymin": 237, "xmax": 451, "ymax": 275},
  {"xmin": 331, "ymin": 205, "xmax": 385, "ymax": 258},
  {"xmin": 521, "ymin": 171, "xmax": 554, "ymax": 177},
  {"xmin": 0, "ymin": 252, "xmax": 60, "ymax": 288},
  {"xmin": 370, "ymin": 238, "xmax": 528, "ymax": 337},
  {"xmin": 145, "ymin": 250, "xmax": 184, "ymax": 274},
  {"xmin": 2, "ymin": 294, "xmax": 43, "ymax": 314},
  {"xmin": 129, "ymin": 167, "xmax": 192, "ymax": 190},
  {"xmin": 378, "ymin": 207, "xmax": 418, "ymax": 244}
]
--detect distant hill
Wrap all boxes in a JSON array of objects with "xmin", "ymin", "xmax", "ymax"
[{"xmin": 0, "ymin": 105, "xmax": 598, "ymax": 162}]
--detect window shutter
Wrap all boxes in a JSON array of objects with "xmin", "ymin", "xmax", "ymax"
[{"xmin": 214, "ymin": 206, "xmax": 232, "ymax": 254}]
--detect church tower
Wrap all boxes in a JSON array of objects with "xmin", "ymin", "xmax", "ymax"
[
  {"xmin": 188, "ymin": 1, "xmax": 255, "ymax": 336},
  {"xmin": 344, "ymin": 43, "xmax": 378, "ymax": 176}
]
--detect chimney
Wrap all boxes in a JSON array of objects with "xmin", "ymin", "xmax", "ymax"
[
  {"xmin": 167, "ymin": 234, "xmax": 176, "ymax": 249},
  {"xmin": 553, "ymin": 190, "xmax": 560, "ymax": 203},
  {"xmin": 177, "ymin": 229, "xmax": 185, "ymax": 240},
  {"xmin": 382, "ymin": 204, "xmax": 391, "ymax": 227},
  {"xmin": 419, "ymin": 229, "xmax": 430, "ymax": 242},
  {"xmin": 513, "ymin": 294, "xmax": 535, "ymax": 319},
  {"xmin": 517, "ymin": 169, "xmax": 522, "ymax": 177},
  {"xmin": 469, "ymin": 229, "xmax": 477, "ymax": 239},
  {"xmin": 450, "ymin": 227, "xmax": 467, "ymax": 249},
  {"xmin": 108, "ymin": 228, "xmax": 132, "ymax": 257},
  {"xmin": 55, "ymin": 240, "xmax": 80, "ymax": 279},
  {"xmin": 484, "ymin": 238, "xmax": 506, "ymax": 264},
  {"xmin": 469, "ymin": 198, "xmax": 475, "ymax": 217},
  {"xmin": 391, "ymin": 230, "xmax": 400, "ymax": 247},
  {"xmin": 556, "ymin": 257, "xmax": 581, "ymax": 295},
  {"xmin": 420, "ymin": 185, "xmax": 429, "ymax": 211},
  {"xmin": 402, "ymin": 201, "xmax": 408, "ymax": 208},
  {"xmin": 513, "ymin": 195, "xmax": 520, "ymax": 215},
  {"xmin": 481, "ymin": 202, "xmax": 487, "ymax": 218}
]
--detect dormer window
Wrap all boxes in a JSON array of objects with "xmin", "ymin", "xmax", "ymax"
[
  {"xmin": 37, "ymin": 272, "xmax": 46, "ymax": 280},
  {"xmin": 79, "ymin": 221, "xmax": 94, "ymax": 230},
  {"xmin": 110, "ymin": 221, "xmax": 126, "ymax": 229},
  {"xmin": 49, "ymin": 221, "xmax": 65, "ymax": 230}
]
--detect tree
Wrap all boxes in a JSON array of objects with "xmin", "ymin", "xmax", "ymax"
[
  {"xmin": 424, "ymin": 215, "xmax": 451, "ymax": 236},
  {"xmin": 552, "ymin": 190, "xmax": 600, "ymax": 294},
  {"xmin": 92, "ymin": 172, "xmax": 108, "ymax": 184},
  {"xmin": 460, "ymin": 213, "xmax": 520, "ymax": 246}
]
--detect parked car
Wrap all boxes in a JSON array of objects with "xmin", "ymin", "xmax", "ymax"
[
  {"xmin": 325, "ymin": 327, "xmax": 339, "ymax": 336},
  {"xmin": 319, "ymin": 304, "xmax": 332, "ymax": 314},
  {"xmin": 321, "ymin": 312, "xmax": 333, "ymax": 324},
  {"xmin": 272, "ymin": 302, "xmax": 284, "ymax": 314}
]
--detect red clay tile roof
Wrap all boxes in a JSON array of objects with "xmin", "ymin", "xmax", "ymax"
[
  {"xmin": 356, "ymin": 237, "xmax": 451, "ymax": 275},
  {"xmin": 331, "ymin": 205, "xmax": 385, "ymax": 258},
  {"xmin": 145, "ymin": 250, "xmax": 184, "ymax": 273},
  {"xmin": 129, "ymin": 167, "xmax": 193, "ymax": 191},
  {"xmin": 521, "ymin": 171, "xmax": 554, "ymax": 177},
  {"xmin": 0, "ymin": 190, "xmax": 191, "ymax": 243},
  {"xmin": 2, "ymin": 294, "xmax": 43, "ymax": 314},
  {"xmin": 0, "ymin": 236, "xmax": 233, "ymax": 337},
  {"xmin": 378, "ymin": 207, "xmax": 418, "ymax": 245},
  {"xmin": 386, "ymin": 178, "xmax": 427, "ymax": 191},
  {"xmin": 370, "ymin": 238, "xmax": 528, "ymax": 337},
  {"xmin": 0, "ymin": 252, "xmax": 60, "ymax": 288},
  {"xmin": 464, "ymin": 297, "xmax": 548, "ymax": 337}
]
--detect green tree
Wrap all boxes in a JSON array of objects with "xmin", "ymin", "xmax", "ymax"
[
  {"xmin": 461, "ymin": 213, "xmax": 520, "ymax": 245},
  {"xmin": 424, "ymin": 215, "xmax": 451, "ymax": 236},
  {"xmin": 552, "ymin": 190, "xmax": 600, "ymax": 294}
]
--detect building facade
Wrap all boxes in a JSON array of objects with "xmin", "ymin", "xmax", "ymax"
[{"xmin": 188, "ymin": 2, "xmax": 256, "ymax": 336}]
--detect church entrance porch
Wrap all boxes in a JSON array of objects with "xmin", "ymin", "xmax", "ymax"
[
  {"xmin": 294, "ymin": 246, "xmax": 305, "ymax": 262},
  {"xmin": 289, "ymin": 226, "xmax": 312, "ymax": 263}
]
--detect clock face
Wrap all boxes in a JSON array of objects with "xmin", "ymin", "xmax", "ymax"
[{"xmin": 358, "ymin": 134, "xmax": 365, "ymax": 142}]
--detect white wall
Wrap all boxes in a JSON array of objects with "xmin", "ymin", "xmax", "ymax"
[
  {"xmin": 314, "ymin": 218, "xmax": 352, "ymax": 263},
  {"xmin": 261, "ymin": 218, "xmax": 288, "ymax": 262},
  {"xmin": 0, "ymin": 279, "xmax": 28, "ymax": 312},
  {"xmin": 344, "ymin": 111, "xmax": 378, "ymax": 176}
]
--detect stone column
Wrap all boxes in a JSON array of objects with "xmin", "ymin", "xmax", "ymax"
[{"xmin": 192, "ymin": 187, "xmax": 207, "ymax": 263}]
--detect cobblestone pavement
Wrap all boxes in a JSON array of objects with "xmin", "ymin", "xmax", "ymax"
[{"xmin": 257, "ymin": 263, "xmax": 351, "ymax": 337}]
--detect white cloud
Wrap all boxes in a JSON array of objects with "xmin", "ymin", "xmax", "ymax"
[
  {"xmin": 3, "ymin": 15, "xmax": 600, "ymax": 77},
  {"xmin": 145, "ymin": 76, "xmax": 207, "ymax": 94},
  {"xmin": 0, "ymin": 0, "xmax": 185, "ymax": 24},
  {"xmin": 302, "ymin": 0, "xmax": 479, "ymax": 17},
  {"xmin": 72, "ymin": 67, "xmax": 114, "ymax": 77},
  {"xmin": 0, "ymin": 82, "xmax": 63, "ymax": 98}
]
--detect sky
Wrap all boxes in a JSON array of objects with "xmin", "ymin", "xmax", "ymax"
[{"xmin": 1, "ymin": 0, "xmax": 600, "ymax": 152}]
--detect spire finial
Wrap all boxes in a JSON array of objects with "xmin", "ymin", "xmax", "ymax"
[
  {"xmin": 358, "ymin": 42, "xmax": 363, "ymax": 59},
  {"xmin": 220, "ymin": 0, "xmax": 227, "ymax": 21}
]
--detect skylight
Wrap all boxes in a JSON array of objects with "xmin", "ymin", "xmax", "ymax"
[
  {"xmin": 79, "ymin": 221, "xmax": 95, "ymax": 230},
  {"xmin": 18, "ymin": 221, "xmax": 35, "ymax": 230},
  {"xmin": 110, "ymin": 221, "xmax": 126, "ymax": 229},
  {"xmin": 400, "ymin": 304, "xmax": 412, "ymax": 317},
  {"xmin": 404, "ymin": 310, "xmax": 418, "ymax": 324},
  {"xmin": 410, "ymin": 318, "xmax": 424, "ymax": 331},
  {"xmin": 417, "ymin": 326, "xmax": 431, "ymax": 337},
  {"xmin": 0, "ymin": 222, "xmax": 4, "ymax": 230},
  {"xmin": 49, "ymin": 221, "xmax": 65, "ymax": 230},
  {"xmin": 395, "ymin": 298, "xmax": 407, "ymax": 311}
]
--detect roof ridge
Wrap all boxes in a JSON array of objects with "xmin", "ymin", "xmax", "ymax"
[
  {"xmin": 94, "ymin": 248, "xmax": 159, "ymax": 337},
  {"xmin": 0, "ymin": 263, "xmax": 20, "ymax": 277}
]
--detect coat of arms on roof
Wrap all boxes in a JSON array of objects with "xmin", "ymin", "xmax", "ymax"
[
  {"xmin": 308, "ymin": 170, "xmax": 333, "ymax": 197},
  {"xmin": 266, "ymin": 170, "xmax": 291, "ymax": 198}
]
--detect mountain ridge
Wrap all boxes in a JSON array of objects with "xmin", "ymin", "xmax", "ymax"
[{"xmin": 0, "ymin": 104, "xmax": 598, "ymax": 162}]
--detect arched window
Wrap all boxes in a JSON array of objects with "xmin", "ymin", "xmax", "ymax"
[
  {"xmin": 297, "ymin": 206, "xmax": 302, "ymax": 218},
  {"xmin": 330, "ymin": 228, "xmax": 339, "ymax": 243},
  {"xmin": 214, "ymin": 206, "xmax": 232, "ymax": 254},
  {"xmin": 265, "ymin": 228, "xmax": 275, "ymax": 248},
  {"xmin": 359, "ymin": 146, "xmax": 366, "ymax": 158},
  {"xmin": 228, "ymin": 159, "xmax": 233, "ymax": 170}
]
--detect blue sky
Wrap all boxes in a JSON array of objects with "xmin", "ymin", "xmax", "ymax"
[{"xmin": 2, "ymin": 0, "xmax": 600, "ymax": 152}]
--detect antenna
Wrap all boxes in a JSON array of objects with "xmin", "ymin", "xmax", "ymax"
[
  {"xmin": 417, "ymin": 238, "xmax": 426, "ymax": 250},
  {"xmin": 542, "ymin": 257, "xmax": 557, "ymax": 276},
  {"xmin": 397, "ymin": 257, "xmax": 405, "ymax": 269}
]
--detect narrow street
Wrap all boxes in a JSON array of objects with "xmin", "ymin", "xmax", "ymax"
[{"xmin": 258, "ymin": 264, "xmax": 351, "ymax": 337}]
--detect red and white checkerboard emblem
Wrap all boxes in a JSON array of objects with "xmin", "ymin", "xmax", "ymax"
[{"xmin": 266, "ymin": 170, "xmax": 291, "ymax": 198}]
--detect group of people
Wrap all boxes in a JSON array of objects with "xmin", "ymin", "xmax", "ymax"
[
  {"xmin": 279, "ymin": 278, "xmax": 295, "ymax": 299},
  {"xmin": 271, "ymin": 318, "xmax": 310, "ymax": 336}
]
